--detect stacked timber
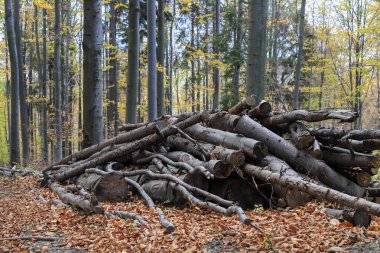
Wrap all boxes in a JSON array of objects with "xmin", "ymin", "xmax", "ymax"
[{"xmin": 39, "ymin": 96, "xmax": 380, "ymax": 230}]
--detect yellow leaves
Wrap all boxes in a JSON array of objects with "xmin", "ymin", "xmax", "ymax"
[{"xmin": 33, "ymin": 0, "xmax": 53, "ymax": 10}]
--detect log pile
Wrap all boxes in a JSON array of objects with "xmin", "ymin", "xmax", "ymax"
[{"xmin": 37, "ymin": 96, "xmax": 380, "ymax": 231}]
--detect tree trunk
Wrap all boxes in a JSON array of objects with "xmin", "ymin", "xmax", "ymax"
[
  {"xmin": 242, "ymin": 163, "xmax": 380, "ymax": 216},
  {"xmin": 213, "ymin": 0, "xmax": 220, "ymax": 110},
  {"xmin": 168, "ymin": 0, "xmax": 176, "ymax": 114},
  {"xmin": 246, "ymin": 0, "xmax": 268, "ymax": 99},
  {"xmin": 83, "ymin": 0, "xmax": 104, "ymax": 147},
  {"xmin": 211, "ymin": 114, "xmax": 365, "ymax": 197},
  {"xmin": 157, "ymin": 0, "xmax": 165, "ymax": 116},
  {"xmin": 126, "ymin": 0, "xmax": 140, "ymax": 123},
  {"xmin": 4, "ymin": 0, "xmax": 21, "ymax": 165},
  {"xmin": 147, "ymin": 0, "xmax": 157, "ymax": 121},
  {"xmin": 76, "ymin": 172, "xmax": 129, "ymax": 202},
  {"xmin": 293, "ymin": 0, "xmax": 306, "ymax": 109},
  {"xmin": 107, "ymin": 1, "xmax": 118, "ymax": 136},
  {"xmin": 42, "ymin": 8, "xmax": 48, "ymax": 161},
  {"xmin": 232, "ymin": 0, "xmax": 243, "ymax": 104},
  {"xmin": 167, "ymin": 135, "xmax": 245, "ymax": 167},
  {"xmin": 185, "ymin": 124, "xmax": 268, "ymax": 160},
  {"xmin": 14, "ymin": 0, "xmax": 29, "ymax": 163},
  {"xmin": 54, "ymin": 0, "xmax": 62, "ymax": 160}
]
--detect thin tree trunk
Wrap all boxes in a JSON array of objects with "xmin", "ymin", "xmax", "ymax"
[
  {"xmin": 14, "ymin": 0, "xmax": 29, "ymax": 163},
  {"xmin": 169, "ymin": 0, "xmax": 176, "ymax": 115},
  {"xmin": 108, "ymin": 1, "xmax": 118, "ymax": 136},
  {"xmin": 64, "ymin": 0, "xmax": 71, "ymax": 157},
  {"xmin": 147, "ymin": 0, "xmax": 157, "ymax": 121},
  {"xmin": 293, "ymin": 0, "xmax": 306, "ymax": 109},
  {"xmin": 54, "ymin": 0, "xmax": 62, "ymax": 160},
  {"xmin": 5, "ymin": 0, "xmax": 21, "ymax": 165},
  {"xmin": 83, "ymin": 0, "xmax": 104, "ymax": 147},
  {"xmin": 126, "ymin": 0, "xmax": 140, "ymax": 123},
  {"xmin": 232, "ymin": 0, "xmax": 243, "ymax": 104},
  {"xmin": 213, "ymin": 0, "xmax": 220, "ymax": 110},
  {"xmin": 42, "ymin": 8, "xmax": 48, "ymax": 161},
  {"xmin": 157, "ymin": 0, "xmax": 165, "ymax": 116},
  {"xmin": 246, "ymin": 0, "xmax": 269, "ymax": 99}
]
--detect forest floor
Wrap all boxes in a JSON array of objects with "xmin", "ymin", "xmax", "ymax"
[{"xmin": 1, "ymin": 175, "xmax": 380, "ymax": 252}]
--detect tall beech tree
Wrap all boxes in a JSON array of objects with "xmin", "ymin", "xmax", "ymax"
[
  {"xmin": 213, "ymin": 0, "xmax": 221, "ymax": 110},
  {"xmin": 14, "ymin": 0, "xmax": 29, "ymax": 162},
  {"xmin": 4, "ymin": 0, "xmax": 21, "ymax": 165},
  {"xmin": 246, "ymin": 0, "xmax": 268, "ymax": 99},
  {"xmin": 54, "ymin": 0, "xmax": 62, "ymax": 160},
  {"xmin": 147, "ymin": 0, "xmax": 157, "ymax": 121},
  {"xmin": 293, "ymin": 0, "xmax": 307, "ymax": 109},
  {"xmin": 126, "ymin": 0, "xmax": 140, "ymax": 123},
  {"xmin": 157, "ymin": 0, "xmax": 165, "ymax": 116},
  {"xmin": 83, "ymin": 0, "xmax": 104, "ymax": 146}
]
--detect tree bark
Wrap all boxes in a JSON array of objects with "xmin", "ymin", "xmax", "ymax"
[
  {"xmin": 213, "ymin": 0, "xmax": 220, "ymax": 110},
  {"xmin": 54, "ymin": 112, "xmax": 208, "ymax": 181},
  {"xmin": 4, "ymin": 0, "xmax": 21, "ymax": 164},
  {"xmin": 321, "ymin": 148, "xmax": 379, "ymax": 169},
  {"xmin": 310, "ymin": 128, "xmax": 380, "ymax": 141},
  {"xmin": 293, "ymin": 0, "xmax": 306, "ymax": 109},
  {"xmin": 42, "ymin": 8, "xmax": 48, "ymax": 161},
  {"xmin": 76, "ymin": 172, "xmax": 129, "ymax": 202},
  {"xmin": 246, "ymin": 0, "xmax": 268, "ymax": 99},
  {"xmin": 242, "ymin": 163, "xmax": 380, "ymax": 216},
  {"xmin": 185, "ymin": 124, "xmax": 268, "ymax": 161},
  {"xmin": 107, "ymin": 1, "xmax": 118, "ymax": 136},
  {"xmin": 83, "ymin": 0, "xmax": 104, "ymax": 146},
  {"xmin": 49, "ymin": 183, "xmax": 103, "ymax": 214},
  {"xmin": 14, "ymin": 0, "xmax": 29, "ymax": 163},
  {"xmin": 211, "ymin": 114, "xmax": 364, "ymax": 197},
  {"xmin": 228, "ymin": 96, "xmax": 257, "ymax": 115},
  {"xmin": 157, "ymin": 0, "xmax": 165, "ymax": 116},
  {"xmin": 167, "ymin": 135, "xmax": 245, "ymax": 167},
  {"xmin": 261, "ymin": 110, "xmax": 358, "ymax": 127},
  {"xmin": 147, "ymin": 0, "xmax": 157, "ymax": 121},
  {"xmin": 164, "ymin": 151, "xmax": 233, "ymax": 179}
]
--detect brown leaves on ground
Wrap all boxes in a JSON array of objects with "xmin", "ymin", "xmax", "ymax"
[{"xmin": 0, "ymin": 176, "xmax": 379, "ymax": 252}]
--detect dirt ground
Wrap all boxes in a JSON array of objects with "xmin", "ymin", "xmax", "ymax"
[{"xmin": 1, "ymin": 175, "xmax": 380, "ymax": 252}]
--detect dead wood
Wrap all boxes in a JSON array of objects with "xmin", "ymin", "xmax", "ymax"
[
  {"xmin": 75, "ymin": 172, "xmax": 129, "ymax": 202},
  {"xmin": 228, "ymin": 96, "xmax": 257, "ymax": 114},
  {"xmin": 0, "ymin": 236, "xmax": 59, "ymax": 241},
  {"xmin": 289, "ymin": 122, "xmax": 314, "ymax": 149},
  {"xmin": 118, "ymin": 123, "xmax": 146, "ymax": 132},
  {"xmin": 242, "ymin": 164, "xmax": 380, "ymax": 216},
  {"xmin": 247, "ymin": 100, "xmax": 272, "ymax": 119},
  {"xmin": 163, "ymin": 151, "xmax": 232, "ymax": 179},
  {"xmin": 212, "ymin": 114, "xmax": 364, "ymax": 197},
  {"xmin": 261, "ymin": 110, "xmax": 358, "ymax": 127},
  {"xmin": 309, "ymin": 128, "xmax": 380, "ymax": 141},
  {"xmin": 321, "ymin": 147, "xmax": 380, "ymax": 169},
  {"xmin": 185, "ymin": 124, "xmax": 268, "ymax": 160},
  {"xmin": 49, "ymin": 183, "xmax": 103, "ymax": 214},
  {"xmin": 54, "ymin": 111, "xmax": 208, "ymax": 182},
  {"xmin": 112, "ymin": 210, "xmax": 148, "ymax": 225},
  {"xmin": 166, "ymin": 135, "xmax": 245, "ymax": 167},
  {"xmin": 324, "ymin": 208, "xmax": 371, "ymax": 227}
]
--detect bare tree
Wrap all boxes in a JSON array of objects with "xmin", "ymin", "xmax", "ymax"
[
  {"xmin": 246, "ymin": 0, "xmax": 269, "ymax": 99},
  {"xmin": 293, "ymin": 0, "xmax": 306, "ymax": 109},
  {"xmin": 126, "ymin": 0, "xmax": 140, "ymax": 123},
  {"xmin": 83, "ymin": 0, "xmax": 104, "ymax": 146},
  {"xmin": 4, "ymin": 0, "xmax": 20, "ymax": 165},
  {"xmin": 147, "ymin": 0, "xmax": 157, "ymax": 121}
]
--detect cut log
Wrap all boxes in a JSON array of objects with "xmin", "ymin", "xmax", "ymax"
[
  {"xmin": 118, "ymin": 123, "xmax": 146, "ymax": 132},
  {"xmin": 263, "ymin": 155, "xmax": 313, "ymax": 207},
  {"xmin": 209, "ymin": 178, "xmax": 268, "ymax": 209},
  {"xmin": 228, "ymin": 96, "xmax": 257, "ymax": 115},
  {"xmin": 261, "ymin": 109, "xmax": 358, "ymax": 127},
  {"xmin": 54, "ymin": 111, "xmax": 208, "ymax": 182},
  {"xmin": 247, "ymin": 100, "xmax": 272, "ymax": 119},
  {"xmin": 185, "ymin": 124, "xmax": 268, "ymax": 160},
  {"xmin": 242, "ymin": 164, "xmax": 380, "ymax": 216},
  {"xmin": 166, "ymin": 135, "xmax": 245, "ymax": 167},
  {"xmin": 321, "ymin": 148, "xmax": 380, "ymax": 169},
  {"xmin": 289, "ymin": 122, "xmax": 314, "ymax": 149},
  {"xmin": 309, "ymin": 128, "xmax": 380, "ymax": 141},
  {"xmin": 49, "ymin": 183, "xmax": 103, "ymax": 214},
  {"xmin": 321, "ymin": 139, "xmax": 380, "ymax": 153},
  {"xmin": 163, "ymin": 151, "xmax": 233, "ymax": 179},
  {"xmin": 141, "ymin": 180, "xmax": 181, "ymax": 204},
  {"xmin": 210, "ymin": 114, "xmax": 365, "ymax": 197},
  {"xmin": 335, "ymin": 169, "xmax": 372, "ymax": 187},
  {"xmin": 324, "ymin": 208, "xmax": 371, "ymax": 227},
  {"xmin": 75, "ymin": 172, "xmax": 129, "ymax": 202}
]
